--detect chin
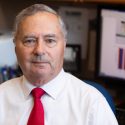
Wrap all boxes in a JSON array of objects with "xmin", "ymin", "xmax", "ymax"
[{"xmin": 31, "ymin": 70, "xmax": 54, "ymax": 78}]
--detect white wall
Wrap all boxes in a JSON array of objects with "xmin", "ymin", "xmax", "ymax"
[{"xmin": 58, "ymin": 6, "xmax": 97, "ymax": 59}]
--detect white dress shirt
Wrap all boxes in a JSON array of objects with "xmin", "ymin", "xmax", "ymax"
[{"xmin": 0, "ymin": 69, "xmax": 118, "ymax": 125}]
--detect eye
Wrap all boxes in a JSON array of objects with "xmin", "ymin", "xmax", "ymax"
[
  {"xmin": 45, "ymin": 38, "xmax": 57, "ymax": 48},
  {"xmin": 23, "ymin": 38, "xmax": 37, "ymax": 47}
]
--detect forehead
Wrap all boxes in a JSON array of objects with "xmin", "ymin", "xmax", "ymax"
[
  {"xmin": 20, "ymin": 12, "xmax": 60, "ymax": 28},
  {"xmin": 17, "ymin": 12, "xmax": 63, "ymax": 36},
  {"xmin": 25, "ymin": 11, "xmax": 59, "ymax": 22}
]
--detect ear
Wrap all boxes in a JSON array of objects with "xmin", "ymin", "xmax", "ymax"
[
  {"xmin": 64, "ymin": 41, "xmax": 66, "ymax": 51},
  {"xmin": 13, "ymin": 38, "xmax": 17, "ymax": 53}
]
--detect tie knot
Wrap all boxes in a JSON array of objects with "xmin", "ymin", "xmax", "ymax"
[{"xmin": 31, "ymin": 88, "xmax": 45, "ymax": 99}]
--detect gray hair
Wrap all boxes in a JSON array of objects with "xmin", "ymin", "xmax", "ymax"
[{"xmin": 13, "ymin": 4, "xmax": 67, "ymax": 41}]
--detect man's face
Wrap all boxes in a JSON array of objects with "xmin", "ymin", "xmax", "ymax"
[{"xmin": 15, "ymin": 12, "xmax": 66, "ymax": 85}]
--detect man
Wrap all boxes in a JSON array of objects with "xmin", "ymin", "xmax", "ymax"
[{"xmin": 0, "ymin": 4, "xmax": 118, "ymax": 125}]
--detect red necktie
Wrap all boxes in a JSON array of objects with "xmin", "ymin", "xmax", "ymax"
[{"xmin": 27, "ymin": 88, "xmax": 45, "ymax": 125}]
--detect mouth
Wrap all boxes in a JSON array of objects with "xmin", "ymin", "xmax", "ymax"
[
  {"xmin": 32, "ymin": 61, "xmax": 48, "ymax": 64},
  {"xmin": 31, "ymin": 61, "xmax": 49, "ymax": 67},
  {"xmin": 33, "ymin": 61, "xmax": 47, "ymax": 63}
]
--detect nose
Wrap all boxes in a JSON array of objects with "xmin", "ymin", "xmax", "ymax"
[{"xmin": 33, "ymin": 39, "xmax": 46, "ymax": 55}]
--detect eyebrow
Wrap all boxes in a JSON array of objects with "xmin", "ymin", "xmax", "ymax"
[
  {"xmin": 23, "ymin": 35, "xmax": 37, "ymax": 39},
  {"xmin": 44, "ymin": 34, "xmax": 57, "ymax": 38}
]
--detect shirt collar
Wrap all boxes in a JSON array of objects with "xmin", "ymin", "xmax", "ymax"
[
  {"xmin": 22, "ymin": 69, "xmax": 66, "ymax": 100},
  {"xmin": 42, "ymin": 69, "xmax": 66, "ymax": 99},
  {"xmin": 21, "ymin": 76, "xmax": 35, "ymax": 100}
]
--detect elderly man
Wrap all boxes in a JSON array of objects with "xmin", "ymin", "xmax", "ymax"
[{"xmin": 0, "ymin": 4, "xmax": 118, "ymax": 125}]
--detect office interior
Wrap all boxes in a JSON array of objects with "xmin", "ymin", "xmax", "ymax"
[{"xmin": 0, "ymin": 0, "xmax": 125, "ymax": 124}]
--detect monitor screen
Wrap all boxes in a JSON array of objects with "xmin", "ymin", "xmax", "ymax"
[{"xmin": 96, "ymin": 5, "xmax": 125, "ymax": 81}]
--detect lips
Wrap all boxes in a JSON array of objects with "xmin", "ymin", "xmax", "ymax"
[
  {"xmin": 32, "ymin": 61, "xmax": 48, "ymax": 63},
  {"xmin": 31, "ymin": 61, "xmax": 50, "ymax": 67}
]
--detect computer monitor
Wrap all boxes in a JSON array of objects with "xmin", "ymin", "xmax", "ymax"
[{"xmin": 96, "ymin": 5, "xmax": 125, "ymax": 82}]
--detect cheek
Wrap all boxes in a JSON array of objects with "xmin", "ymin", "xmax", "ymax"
[
  {"xmin": 53, "ymin": 46, "xmax": 65, "ymax": 64},
  {"xmin": 15, "ymin": 46, "xmax": 30, "ymax": 64}
]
